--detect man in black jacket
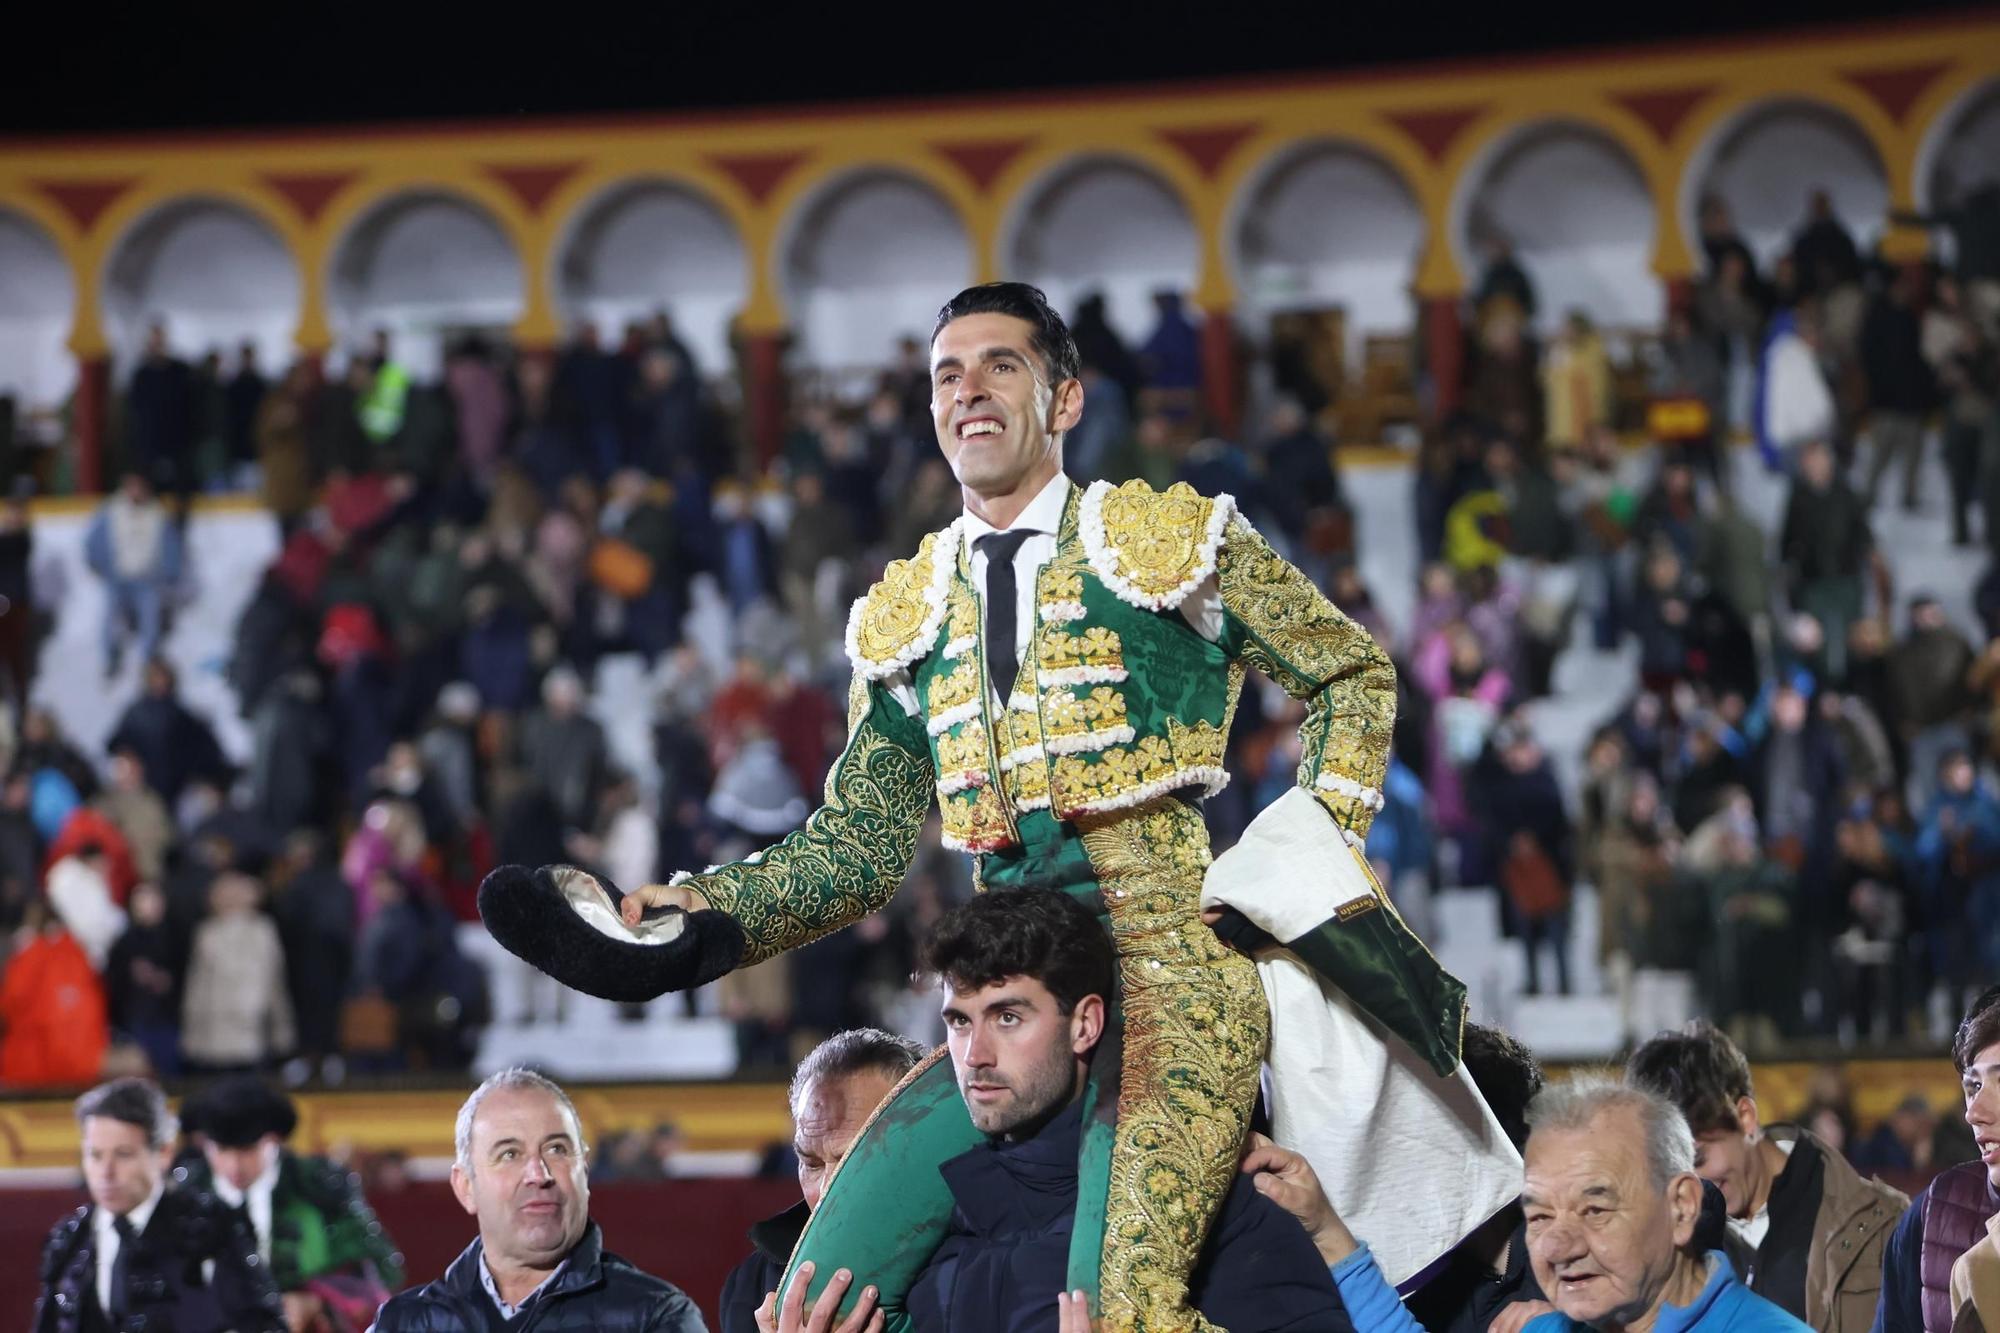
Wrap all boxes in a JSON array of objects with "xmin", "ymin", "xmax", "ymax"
[
  {"xmin": 35, "ymin": 1076, "xmax": 284, "ymax": 1333},
  {"xmin": 719, "ymin": 1028, "xmax": 927, "ymax": 1333},
  {"xmin": 896, "ymin": 888, "xmax": 1348, "ymax": 1333},
  {"xmin": 1405, "ymin": 1024, "xmax": 1552, "ymax": 1333},
  {"xmin": 371, "ymin": 1067, "xmax": 705, "ymax": 1332}
]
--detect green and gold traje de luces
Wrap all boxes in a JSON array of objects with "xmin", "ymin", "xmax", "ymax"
[{"xmin": 685, "ymin": 478, "xmax": 1443, "ymax": 1333}]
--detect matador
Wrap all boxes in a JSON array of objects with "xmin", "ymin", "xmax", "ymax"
[{"xmin": 483, "ymin": 283, "xmax": 1521, "ymax": 1332}]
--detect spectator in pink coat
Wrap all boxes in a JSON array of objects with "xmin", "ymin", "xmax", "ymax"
[
  {"xmin": 445, "ymin": 337, "xmax": 510, "ymax": 487},
  {"xmin": 1414, "ymin": 623, "xmax": 1515, "ymax": 858}
]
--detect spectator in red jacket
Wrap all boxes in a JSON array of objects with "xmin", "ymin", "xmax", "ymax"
[{"xmin": 0, "ymin": 903, "xmax": 108, "ymax": 1087}]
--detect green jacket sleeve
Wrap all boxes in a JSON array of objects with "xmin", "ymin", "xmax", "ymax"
[
  {"xmin": 681, "ymin": 676, "xmax": 935, "ymax": 964},
  {"xmin": 1215, "ymin": 514, "xmax": 1398, "ymax": 838}
]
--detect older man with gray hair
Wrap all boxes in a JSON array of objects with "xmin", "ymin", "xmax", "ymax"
[
  {"xmin": 719, "ymin": 1028, "xmax": 928, "ymax": 1333},
  {"xmin": 370, "ymin": 1067, "xmax": 705, "ymax": 1332},
  {"xmin": 1516, "ymin": 1079, "xmax": 1809, "ymax": 1333},
  {"xmin": 1225, "ymin": 1076, "xmax": 1814, "ymax": 1333}
]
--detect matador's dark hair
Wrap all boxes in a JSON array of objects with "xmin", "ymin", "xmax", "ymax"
[{"xmin": 930, "ymin": 282, "xmax": 1083, "ymax": 387}]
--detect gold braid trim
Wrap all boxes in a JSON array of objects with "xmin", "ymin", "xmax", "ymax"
[
  {"xmin": 1216, "ymin": 514, "xmax": 1397, "ymax": 836},
  {"xmin": 686, "ymin": 684, "xmax": 933, "ymax": 964},
  {"xmin": 1080, "ymin": 798, "xmax": 1268, "ymax": 1333}
]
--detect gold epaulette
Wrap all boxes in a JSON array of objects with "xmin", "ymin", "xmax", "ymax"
[
  {"xmin": 843, "ymin": 519, "xmax": 963, "ymax": 680},
  {"xmin": 1079, "ymin": 479, "xmax": 1238, "ymax": 612}
]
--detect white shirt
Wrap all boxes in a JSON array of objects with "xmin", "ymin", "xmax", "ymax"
[
  {"xmin": 1763, "ymin": 332, "xmax": 1835, "ymax": 450},
  {"xmin": 212, "ymin": 1152, "xmax": 281, "ymax": 1263},
  {"xmin": 957, "ymin": 473, "xmax": 1224, "ymax": 699},
  {"xmin": 45, "ymin": 855, "xmax": 127, "ymax": 971},
  {"xmin": 478, "ymin": 1251, "xmax": 568, "ymax": 1319},
  {"xmin": 960, "ymin": 473, "xmax": 1078, "ymax": 705},
  {"xmin": 1727, "ymin": 1137, "xmax": 1797, "ymax": 1254},
  {"xmin": 95, "ymin": 1180, "xmax": 164, "ymax": 1316},
  {"xmin": 878, "ymin": 473, "xmax": 1225, "ymax": 756}
]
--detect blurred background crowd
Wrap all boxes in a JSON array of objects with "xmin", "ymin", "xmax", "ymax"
[{"xmin": 0, "ymin": 167, "xmax": 1993, "ymax": 1111}]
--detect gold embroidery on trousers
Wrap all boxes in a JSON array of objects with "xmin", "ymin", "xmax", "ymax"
[{"xmin": 1078, "ymin": 799, "xmax": 1269, "ymax": 1333}]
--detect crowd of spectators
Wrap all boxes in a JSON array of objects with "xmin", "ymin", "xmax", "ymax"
[{"xmin": 0, "ymin": 186, "xmax": 1993, "ymax": 1093}]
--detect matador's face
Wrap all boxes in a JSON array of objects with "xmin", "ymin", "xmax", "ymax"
[{"xmin": 929, "ymin": 312, "xmax": 1079, "ymax": 503}]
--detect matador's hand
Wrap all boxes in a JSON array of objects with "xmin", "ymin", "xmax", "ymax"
[{"xmin": 620, "ymin": 878, "xmax": 711, "ymax": 925}]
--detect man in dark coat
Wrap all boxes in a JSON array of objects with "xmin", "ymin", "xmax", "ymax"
[
  {"xmin": 35, "ymin": 1076, "xmax": 284, "ymax": 1333},
  {"xmin": 1860, "ymin": 269, "xmax": 1937, "ymax": 511},
  {"xmin": 1791, "ymin": 191, "xmax": 1862, "ymax": 299},
  {"xmin": 106, "ymin": 657, "xmax": 231, "ymax": 808},
  {"xmin": 1780, "ymin": 441, "xmax": 1876, "ymax": 683},
  {"xmin": 1405, "ymin": 1024, "xmax": 1551, "ymax": 1333},
  {"xmin": 895, "ymin": 889, "xmax": 1349, "ymax": 1333},
  {"xmin": 268, "ymin": 831, "xmax": 356, "ymax": 1063},
  {"xmin": 718, "ymin": 1028, "xmax": 927, "ymax": 1333},
  {"xmin": 123, "ymin": 323, "xmax": 196, "ymax": 498},
  {"xmin": 177, "ymin": 1077, "xmax": 402, "ymax": 1333},
  {"xmin": 371, "ymin": 1068, "xmax": 705, "ymax": 1332},
  {"xmin": 1628, "ymin": 1022, "xmax": 1906, "ymax": 1333}
]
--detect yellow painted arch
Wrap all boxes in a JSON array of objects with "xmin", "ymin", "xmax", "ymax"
[
  {"xmin": 0, "ymin": 187, "xmax": 87, "ymax": 268},
  {"xmin": 0, "ymin": 189, "xmax": 94, "ymax": 353},
  {"xmin": 1673, "ymin": 81, "xmax": 1903, "ymax": 208},
  {"xmin": 538, "ymin": 165, "xmax": 760, "ymax": 333},
  {"xmin": 761, "ymin": 148, "xmax": 988, "ymax": 322},
  {"xmin": 1219, "ymin": 125, "xmax": 1440, "ymax": 226},
  {"xmin": 987, "ymin": 139, "xmax": 1221, "ymax": 304},
  {"xmin": 1439, "ymin": 99, "xmax": 1681, "ymax": 282},
  {"xmin": 1906, "ymin": 67, "xmax": 2000, "ymax": 208},
  {"xmin": 312, "ymin": 170, "xmax": 542, "ymax": 345},
  {"xmin": 1215, "ymin": 128, "xmax": 1440, "ymax": 301},
  {"xmin": 85, "ymin": 178, "xmax": 314, "ymax": 359},
  {"xmin": 542, "ymin": 164, "xmax": 760, "ymax": 260}
]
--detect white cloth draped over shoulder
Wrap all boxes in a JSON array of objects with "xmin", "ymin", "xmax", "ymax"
[{"xmin": 1204, "ymin": 786, "xmax": 1524, "ymax": 1288}]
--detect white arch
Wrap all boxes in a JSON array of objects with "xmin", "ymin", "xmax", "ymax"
[
  {"xmin": 1455, "ymin": 121, "xmax": 1659, "ymax": 335},
  {"xmin": 0, "ymin": 209, "xmax": 77, "ymax": 415},
  {"xmin": 555, "ymin": 180, "xmax": 749, "ymax": 378},
  {"xmin": 328, "ymin": 192, "xmax": 524, "ymax": 380},
  {"xmin": 781, "ymin": 170, "xmax": 972, "ymax": 377},
  {"xmin": 1688, "ymin": 100, "xmax": 1890, "ymax": 272},
  {"xmin": 1916, "ymin": 78, "xmax": 2000, "ymax": 210},
  {"xmin": 103, "ymin": 199, "xmax": 301, "ymax": 381},
  {"xmin": 1002, "ymin": 157, "xmax": 1200, "ymax": 346},
  {"xmin": 1231, "ymin": 142, "xmax": 1425, "ymax": 363}
]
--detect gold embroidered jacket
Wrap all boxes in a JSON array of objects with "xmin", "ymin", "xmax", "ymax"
[{"xmin": 682, "ymin": 479, "xmax": 1397, "ymax": 963}]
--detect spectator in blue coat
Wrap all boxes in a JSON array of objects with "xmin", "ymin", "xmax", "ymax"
[
  {"xmin": 1916, "ymin": 751, "xmax": 2000, "ymax": 994},
  {"xmin": 1140, "ymin": 290, "xmax": 1202, "ymax": 396}
]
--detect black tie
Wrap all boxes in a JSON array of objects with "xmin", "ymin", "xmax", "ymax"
[
  {"xmin": 978, "ymin": 530, "xmax": 1035, "ymax": 703},
  {"xmin": 108, "ymin": 1214, "xmax": 135, "ymax": 1320}
]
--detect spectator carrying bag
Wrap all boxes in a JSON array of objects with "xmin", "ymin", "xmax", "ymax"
[
  {"xmin": 588, "ymin": 538, "xmax": 654, "ymax": 599},
  {"xmin": 1500, "ymin": 839, "xmax": 1569, "ymax": 921}
]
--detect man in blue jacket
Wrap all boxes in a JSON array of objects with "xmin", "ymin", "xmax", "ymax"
[{"xmin": 1236, "ymin": 1079, "xmax": 1770, "ymax": 1333}]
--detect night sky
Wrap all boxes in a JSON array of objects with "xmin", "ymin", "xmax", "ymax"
[{"xmin": 1, "ymin": 1, "xmax": 1926, "ymax": 137}]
